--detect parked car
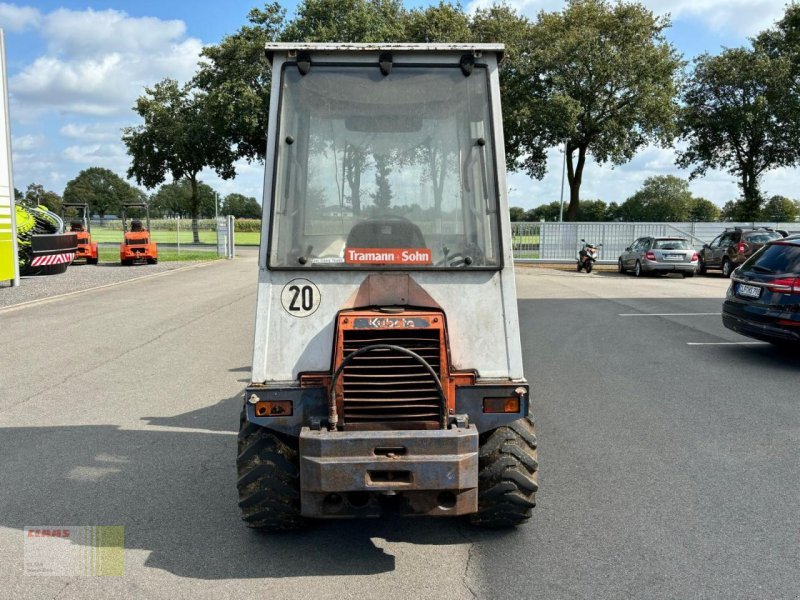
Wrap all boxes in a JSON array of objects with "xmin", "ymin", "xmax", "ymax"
[
  {"xmin": 722, "ymin": 237, "xmax": 800, "ymax": 346},
  {"xmin": 618, "ymin": 237, "xmax": 698, "ymax": 277},
  {"xmin": 698, "ymin": 227, "xmax": 782, "ymax": 277}
]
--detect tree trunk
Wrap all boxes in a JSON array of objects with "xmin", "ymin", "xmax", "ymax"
[
  {"xmin": 190, "ymin": 175, "xmax": 200, "ymax": 244},
  {"xmin": 565, "ymin": 143, "xmax": 587, "ymax": 221},
  {"xmin": 739, "ymin": 168, "xmax": 762, "ymax": 221}
]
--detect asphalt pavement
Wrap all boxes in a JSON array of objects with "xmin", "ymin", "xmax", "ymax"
[{"xmin": 1, "ymin": 256, "xmax": 798, "ymax": 599}]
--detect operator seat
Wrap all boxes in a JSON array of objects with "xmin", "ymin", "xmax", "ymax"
[
  {"xmin": 130, "ymin": 220, "xmax": 144, "ymax": 232},
  {"xmin": 345, "ymin": 217, "xmax": 427, "ymax": 249},
  {"xmin": 69, "ymin": 220, "xmax": 84, "ymax": 232}
]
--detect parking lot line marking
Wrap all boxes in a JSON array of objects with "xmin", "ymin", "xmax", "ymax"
[
  {"xmin": 686, "ymin": 341, "xmax": 769, "ymax": 346},
  {"xmin": 618, "ymin": 312, "xmax": 721, "ymax": 317}
]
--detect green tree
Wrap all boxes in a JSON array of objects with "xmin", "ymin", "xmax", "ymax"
[
  {"xmin": 222, "ymin": 193, "xmax": 262, "ymax": 218},
  {"xmin": 577, "ymin": 199, "xmax": 609, "ymax": 221},
  {"xmin": 405, "ymin": 1, "xmax": 471, "ymax": 42},
  {"xmin": 761, "ymin": 195, "xmax": 798, "ymax": 221},
  {"xmin": 194, "ymin": 4, "xmax": 286, "ymax": 163},
  {"xmin": 688, "ymin": 197, "xmax": 721, "ymax": 221},
  {"xmin": 720, "ymin": 200, "xmax": 742, "ymax": 221},
  {"xmin": 196, "ymin": 1, "xmax": 531, "ymax": 173},
  {"xmin": 123, "ymin": 80, "xmax": 237, "ymax": 242},
  {"xmin": 618, "ymin": 175, "xmax": 694, "ymax": 222},
  {"xmin": 677, "ymin": 48, "xmax": 793, "ymax": 220},
  {"xmin": 754, "ymin": 4, "xmax": 800, "ymax": 145},
  {"xmin": 514, "ymin": 0, "xmax": 682, "ymax": 221},
  {"xmin": 509, "ymin": 206, "xmax": 526, "ymax": 222},
  {"xmin": 63, "ymin": 168, "xmax": 140, "ymax": 217},
  {"xmin": 528, "ymin": 201, "xmax": 561, "ymax": 222},
  {"xmin": 282, "ymin": 0, "xmax": 406, "ymax": 42},
  {"xmin": 606, "ymin": 201, "xmax": 622, "ymax": 221},
  {"xmin": 150, "ymin": 179, "xmax": 218, "ymax": 219},
  {"xmin": 470, "ymin": 4, "xmax": 535, "ymax": 175},
  {"xmin": 22, "ymin": 183, "xmax": 62, "ymax": 214}
]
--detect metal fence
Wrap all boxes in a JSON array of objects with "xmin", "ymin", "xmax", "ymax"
[{"xmin": 512, "ymin": 221, "xmax": 799, "ymax": 263}]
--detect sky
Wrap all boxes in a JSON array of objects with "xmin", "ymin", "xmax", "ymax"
[{"xmin": 0, "ymin": 0, "xmax": 796, "ymax": 211}]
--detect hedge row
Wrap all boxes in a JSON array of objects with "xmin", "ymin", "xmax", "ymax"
[{"xmin": 90, "ymin": 218, "xmax": 262, "ymax": 232}]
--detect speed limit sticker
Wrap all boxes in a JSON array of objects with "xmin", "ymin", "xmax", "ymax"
[{"xmin": 280, "ymin": 279, "xmax": 321, "ymax": 317}]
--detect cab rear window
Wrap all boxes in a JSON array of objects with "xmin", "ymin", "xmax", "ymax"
[
  {"xmin": 744, "ymin": 232, "xmax": 781, "ymax": 244},
  {"xmin": 653, "ymin": 239, "xmax": 690, "ymax": 250},
  {"xmin": 745, "ymin": 243, "xmax": 800, "ymax": 274}
]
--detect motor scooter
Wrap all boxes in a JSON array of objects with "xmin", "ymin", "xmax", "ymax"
[{"xmin": 576, "ymin": 239, "xmax": 602, "ymax": 273}]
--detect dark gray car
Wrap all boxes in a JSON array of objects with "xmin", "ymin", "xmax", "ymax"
[{"xmin": 618, "ymin": 237, "xmax": 698, "ymax": 277}]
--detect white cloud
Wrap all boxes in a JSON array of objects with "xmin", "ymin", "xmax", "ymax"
[
  {"xmin": 200, "ymin": 159, "xmax": 265, "ymax": 200},
  {"xmin": 467, "ymin": 0, "xmax": 784, "ymax": 37},
  {"xmin": 0, "ymin": 3, "xmax": 40, "ymax": 32},
  {"xmin": 10, "ymin": 8, "xmax": 203, "ymax": 117},
  {"xmin": 41, "ymin": 8, "xmax": 187, "ymax": 57},
  {"xmin": 466, "ymin": 0, "xmax": 562, "ymax": 16},
  {"xmin": 60, "ymin": 122, "xmax": 125, "ymax": 143},
  {"xmin": 644, "ymin": 0, "xmax": 783, "ymax": 36},
  {"xmin": 62, "ymin": 142, "xmax": 130, "ymax": 175},
  {"xmin": 12, "ymin": 133, "xmax": 43, "ymax": 151}
]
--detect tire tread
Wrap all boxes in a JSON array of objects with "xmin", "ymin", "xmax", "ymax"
[{"xmin": 469, "ymin": 417, "xmax": 538, "ymax": 529}]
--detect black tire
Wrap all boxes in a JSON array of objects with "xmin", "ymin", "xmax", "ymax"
[
  {"xmin": 237, "ymin": 407, "xmax": 305, "ymax": 531},
  {"xmin": 121, "ymin": 259, "xmax": 133, "ymax": 266},
  {"xmin": 634, "ymin": 261, "xmax": 643, "ymax": 277},
  {"xmin": 469, "ymin": 417, "xmax": 538, "ymax": 529},
  {"xmin": 618, "ymin": 258, "xmax": 625, "ymax": 273},
  {"xmin": 147, "ymin": 258, "xmax": 158, "ymax": 265},
  {"xmin": 87, "ymin": 257, "xmax": 98, "ymax": 265},
  {"xmin": 576, "ymin": 262, "xmax": 582, "ymax": 272},
  {"xmin": 722, "ymin": 258, "xmax": 733, "ymax": 278},
  {"xmin": 586, "ymin": 262, "xmax": 593, "ymax": 273},
  {"xmin": 697, "ymin": 259, "xmax": 707, "ymax": 275}
]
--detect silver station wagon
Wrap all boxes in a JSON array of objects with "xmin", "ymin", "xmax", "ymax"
[{"xmin": 618, "ymin": 237, "xmax": 699, "ymax": 277}]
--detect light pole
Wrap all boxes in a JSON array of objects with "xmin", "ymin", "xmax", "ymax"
[
  {"xmin": 214, "ymin": 191, "xmax": 220, "ymax": 257},
  {"xmin": 559, "ymin": 141, "xmax": 567, "ymax": 223}
]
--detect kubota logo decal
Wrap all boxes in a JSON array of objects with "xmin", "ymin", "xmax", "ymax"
[
  {"xmin": 353, "ymin": 317, "xmax": 431, "ymax": 329},
  {"xmin": 344, "ymin": 248, "xmax": 432, "ymax": 265}
]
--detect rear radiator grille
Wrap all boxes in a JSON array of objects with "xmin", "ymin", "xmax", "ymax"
[{"xmin": 341, "ymin": 329, "xmax": 443, "ymax": 427}]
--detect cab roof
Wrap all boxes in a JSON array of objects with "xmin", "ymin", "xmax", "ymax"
[{"xmin": 264, "ymin": 42, "xmax": 505, "ymax": 65}]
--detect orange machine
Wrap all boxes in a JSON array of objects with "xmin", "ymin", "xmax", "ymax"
[
  {"xmin": 120, "ymin": 203, "xmax": 158, "ymax": 265},
  {"xmin": 62, "ymin": 203, "xmax": 98, "ymax": 264}
]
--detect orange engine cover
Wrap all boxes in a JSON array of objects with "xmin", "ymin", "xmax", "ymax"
[{"xmin": 331, "ymin": 309, "xmax": 474, "ymax": 430}]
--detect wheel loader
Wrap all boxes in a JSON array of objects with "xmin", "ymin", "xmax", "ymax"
[
  {"xmin": 120, "ymin": 202, "xmax": 157, "ymax": 265},
  {"xmin": 240, "ymin": 43, "xmax": 536, "ymax": 530},
  {"xmin": 62, "ymin": 202, "xmax": 98, "ymax": 264}
]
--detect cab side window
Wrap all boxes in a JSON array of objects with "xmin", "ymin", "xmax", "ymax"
[
  {"xmin": 719, "ymin": 233, "xmax": 735, "ymax": 248},
  {"xmin": 709, "ymin": 234, "xmax": 722, "ymax": 249}
]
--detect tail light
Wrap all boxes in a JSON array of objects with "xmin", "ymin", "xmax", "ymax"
[
  {"xmin": 737, "ymin": 242, "xmax": 750, "ymax": 254},
  {"xmin": 691, "ymin": 252, "xmax": 699, "ymax": 261},
  {"xmin": 645, "ymin": 251, "xmax": 656, "ymax": 261},
  {"xmin": 777, "ymin": 319, "xmax": 800, "ymax": 326},
  {"xmin": 766, "ymin": 277, "xmax": 800, "ymax": 294}
]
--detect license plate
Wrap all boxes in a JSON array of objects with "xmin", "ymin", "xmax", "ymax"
[
  {"xmin": 665, "ymin": 254, "xmax": 683, "ymax": 261},
  {"xmin": 736, "ymin": 283, "xmax": 761, "ymax": 299}
]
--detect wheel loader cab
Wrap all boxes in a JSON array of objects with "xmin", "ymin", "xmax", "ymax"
[
  {"xmin": 120, "ymin": 204, "xmax": 158, "ymax": 265},
  {"xmin": 61, "ymin": 202, "xmax": 99, "ymax": 264},
  {"xmin": 242, "ymin": 44, "xmax": 535, "ymax": 529}
]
